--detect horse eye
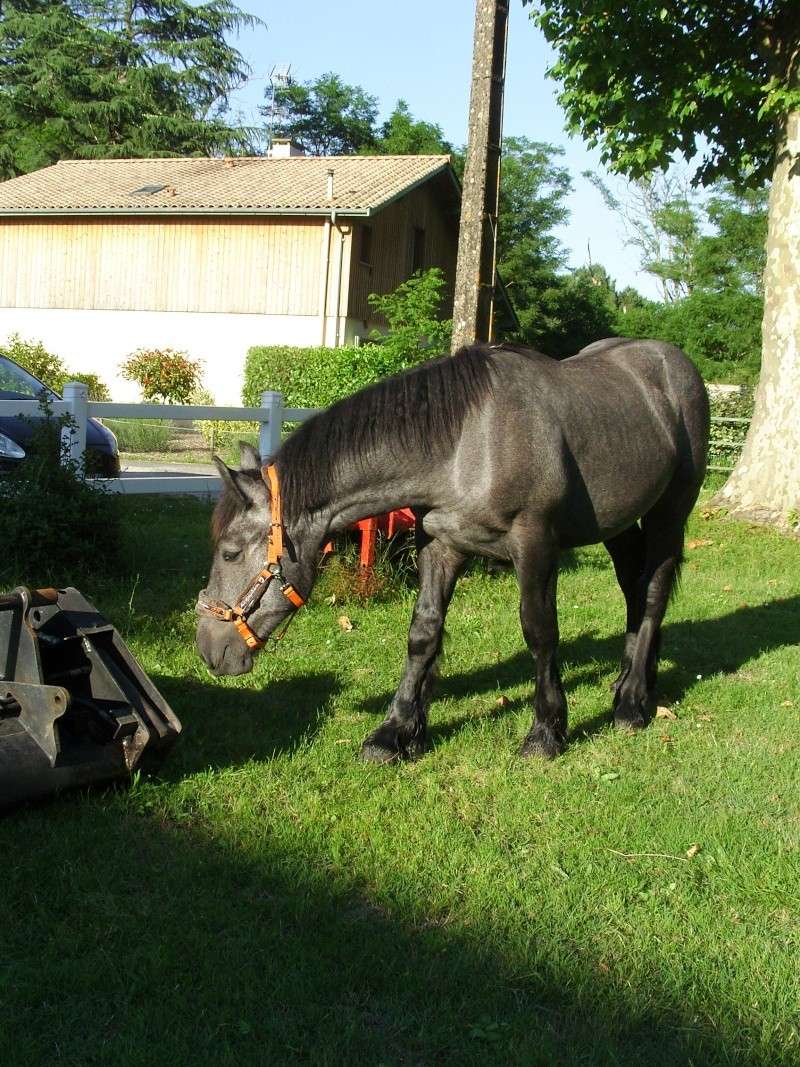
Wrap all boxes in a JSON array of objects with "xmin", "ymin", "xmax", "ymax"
[{"xmin": 222, "ymin": 548, "xmax": 241, "ymax": 562}]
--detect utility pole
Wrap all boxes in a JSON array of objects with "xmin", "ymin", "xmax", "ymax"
[{"xmin": 451, "ymin": 0, "xmax": 509, "ymax": 351}]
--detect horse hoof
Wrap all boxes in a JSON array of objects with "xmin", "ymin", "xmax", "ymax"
[
  {"xmin": 360, "ymin": 740, "xmax": 400, "ymax": 764},
  {"xmin": 614, "ymin": 713, "xmax": 646, "ymax": 732},
  {"xmin": 519, "ymin": 729, "xmax": 565, "ymax": 760}
]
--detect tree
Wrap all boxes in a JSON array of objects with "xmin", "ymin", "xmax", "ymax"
[
  {"xmin": 529, "ymin": 0, "xmax": 800, "ymax": 527},
  {"xmin": 495, "ymin": 137, "xmax": 616, "ymax": 352},
  {"xmin": 586, "ymin": 170, "xmax": 701, "ymax": 302},
  {"xmin": 268, "ymin": 72, "xmax": 378, "ymax": 155},
  {"xmin": 371, "ymin": 100, "xmax": 451, "ymax": 155},
  {"xmin": 0, "ymin": 0, "xmax": 258, "ymax": 177}
]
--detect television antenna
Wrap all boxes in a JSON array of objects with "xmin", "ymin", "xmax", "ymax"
[{"xmin": 266, "ymin": 63, "xmax": 293, "ymax": 151}]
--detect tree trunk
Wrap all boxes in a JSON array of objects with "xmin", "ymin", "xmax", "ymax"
[{"xmin": 713, "ymin": 108, "xmax": 800, "ymax": 530}]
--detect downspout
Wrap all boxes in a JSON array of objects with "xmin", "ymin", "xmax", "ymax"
[
  {"xmin": 331, "ymin": 216, "xmax": 347, "ymax": 348},
  {"xmin": 318, "ymin": 214, "xmax": 331, "ymax": 345}
]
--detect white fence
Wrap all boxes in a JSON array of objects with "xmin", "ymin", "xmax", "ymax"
[{"xmin": 0, "ymin": 382, "xmax": 319, "ymax": 495}]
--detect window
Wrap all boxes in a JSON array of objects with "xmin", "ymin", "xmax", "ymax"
[
  {"xmin": 360, "ymin": 225, "xmax": 373, "ymax": 265},
  {"xmin": 412, "ymin": 227, "xmax": 426, "ymax": 272}
]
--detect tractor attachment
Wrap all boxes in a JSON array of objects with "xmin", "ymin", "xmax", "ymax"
[{"xmin": 0, "ymin": 586, "xmax": 181, "ymax": 807}]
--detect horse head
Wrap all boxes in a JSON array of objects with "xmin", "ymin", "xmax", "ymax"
[{"xmin": 196, "ymin": 443, "xmax": 318, "ymax": 676}]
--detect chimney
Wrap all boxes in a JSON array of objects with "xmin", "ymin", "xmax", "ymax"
[{"xmin": 269, "ymin": 138, "xmax": 305, "ymax": 158}]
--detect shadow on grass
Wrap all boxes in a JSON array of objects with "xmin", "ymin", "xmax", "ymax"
[
  {"xmin": 151, "ymin": 670, "xmax": 340, "ymax": 777},
  {"xmin": 357, "ymin": 597, "xmax": 800, "ymax": 748},
  {"xmin": 0, "ymin": 802, "xmax": 770, "ymax": 1066}
]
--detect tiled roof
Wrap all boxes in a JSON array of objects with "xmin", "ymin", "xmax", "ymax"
[{"xmin": 0, "ymin": 155, "xmax": 453, "ymax": 215}]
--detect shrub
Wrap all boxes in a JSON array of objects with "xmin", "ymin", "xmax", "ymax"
[
  {"xmin": 708, "ymin": 385, "xmax": 754, "ymax": 472},
  {"xmin": 0, "ymin": 334, "xmax": 111, "ymax": 398},
  {"xmin": 190, "ymin": 387, "xmax": 258, "ymax": 454},
  {"xmin": 242, "ymin": 343, "xmax": 399, "ymax": 409},
  {"xmin": 367, "ymin": 267, "xmax": 452, "ymax": 366},
  {"xmin": 0, "ymin": 399, "xmax": 122, "ymax": 584},
  {"xmin": 0, "ymin": 333, "xmax": 68, "ymax": 391},
  {"xmin": 120, "ymin": 347, "xmax": 202, "ymax": 403},
  {"xmin": 243, "ymin": 269, "xmax": 453, "ymax": 410},
  {"xmin": 67, "ymin": 372, "xmax": 111, "ymax": 401},
  {"xmin": 615, "ymin": 290, "xmax": 761, "ymax": 386}
]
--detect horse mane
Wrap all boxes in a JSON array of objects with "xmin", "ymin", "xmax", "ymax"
[{"xmin": 274, "ymin": 343, "xmax": 497, "ymax": 520}]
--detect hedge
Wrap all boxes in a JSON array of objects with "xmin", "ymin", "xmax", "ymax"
[{"xmin": 242, "ymin": 343, "xmax": 416, "ymax": 410}]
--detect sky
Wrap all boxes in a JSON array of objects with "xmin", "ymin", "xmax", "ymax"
[{"xmin": 225, "ymin": 0, "xmax": 661, "ymax": 298}]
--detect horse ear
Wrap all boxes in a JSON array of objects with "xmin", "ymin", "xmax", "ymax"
[
  {"xmin": 239, "ymin": 441, "xmax": 262, "ymax": 473},
  {"xmin": 213, "ymin": 455, "xmax": 247, "ymax": 505}
]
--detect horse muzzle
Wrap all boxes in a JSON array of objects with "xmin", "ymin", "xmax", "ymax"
[{"xmin": 196, "ymin": 616, "xmax": 255, "ymax": 676}]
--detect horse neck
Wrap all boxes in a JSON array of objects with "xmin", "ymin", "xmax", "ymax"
[{"xmin": 320, "ymin": 438, "xmax": 442, "ymax": 536}]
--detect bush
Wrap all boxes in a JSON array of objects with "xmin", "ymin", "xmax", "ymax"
[
  {"xmin": 0, "ymin": 334, "xmax": 111, "ymax": 398},
  {"xmin": 190, "ymin": 387, "xmax": 258, "ymax": 454},
  {"xmin": 0, "ymin": 399, "xmax": 122, "ymax": 584},
  {"xmin": 243, "ymin": 269, "xmax": 453, "ymax": 410},
  {"xmin": 67, "ymin": 372, "xmax": 111, "ymax": 401},
  {"xmin": 368, "ymin": 267, "xmax": 452, "ymax": 365},
  {"xmin": 120, "ymin": 347, "xmax": 202, "ymax": 403},
  {"xmin": 242, "ymin": 343, "xmax": 403, "ymax": 409},
  {"xmin": 708, "ymin": 385, "xmax": 754, "ymax": 472},
  {"xmin": 615, "ymin": 290, "xmax": 762, "ymax": 385},
  {"xmin": 0, "ymin": 333, "xmax": 68, "ymax": 391}
]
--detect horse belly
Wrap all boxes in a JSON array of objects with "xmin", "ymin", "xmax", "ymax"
[{"xmin": 421, "ymin": 510, "xmax": 512, "ymax": 560}]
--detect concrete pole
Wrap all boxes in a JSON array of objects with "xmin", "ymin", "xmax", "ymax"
[
  {"xmin": 260, "ymin": 390, "xmax": 284, "ymax": 459},
  {"xmin": 61, "ymin": 381, "xmax": 88, "ymax": 470},
  {"xmin": 451, "ymin": 0, "xmax": 509, "ymax": 352}
]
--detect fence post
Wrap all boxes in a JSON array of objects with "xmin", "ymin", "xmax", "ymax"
[
  {"xmin": 260, "ymin": 390, "xmax": 284, "ymax": 459},
  {"xmin": 61, "ymin": 381, "xmax": 88, "ymax": 470}
]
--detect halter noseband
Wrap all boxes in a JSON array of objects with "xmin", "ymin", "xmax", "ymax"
[{"xmin": 196, "ymin": 463, "xmax": 305, "ymax": 651}]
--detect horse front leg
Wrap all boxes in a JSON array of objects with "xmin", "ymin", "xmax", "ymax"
[
  {"xmin": 515, "ymin": 538, "xmax": 568, "ymax": 759},
  {"xmin": 361, "ymin": 532, "xmax": 466, "ymax": 763}
]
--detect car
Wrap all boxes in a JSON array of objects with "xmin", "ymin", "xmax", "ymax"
[{"xmin": 0, "ymin": 354, "xmax": 120, "ymax": 477}]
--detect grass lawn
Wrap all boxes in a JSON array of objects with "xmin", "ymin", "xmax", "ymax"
[{"xmin": 1, "ymin": 489, "xmax": 799, "ymax": 1066}]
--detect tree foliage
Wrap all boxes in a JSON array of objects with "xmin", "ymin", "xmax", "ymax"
[
  {"xmin": 493, "ymin": 137, "xmax": 617, "ymax": 353},
  {"xmin": 0, "ymin": 0, "xmax": 258, "ymax": 177},
  {"xmin": 268, "ymin": 72, "xmax": 379, "ymax": 156},
  {"xmin": 371, "ymin": 101, "xmax": 452, "ymax": 155},
  {"xmin": 528, "ymin": 0, "xmax": 800, "ymax": 186}
]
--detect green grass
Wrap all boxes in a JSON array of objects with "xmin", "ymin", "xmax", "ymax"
[{"xmin": 2, "ymin": 493, "xmax": 799, "ymax": 1065}]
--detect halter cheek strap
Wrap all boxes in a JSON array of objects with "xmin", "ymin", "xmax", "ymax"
[{"xmin": 197, "ymin": 463, "xmax": 305, "ymax": 651}]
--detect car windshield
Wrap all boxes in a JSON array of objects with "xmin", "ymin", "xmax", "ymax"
[{"xmin": 0, "ymin": 356, "xmax": 54, "ymax": 397}]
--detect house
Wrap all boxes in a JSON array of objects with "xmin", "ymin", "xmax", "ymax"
[{"xmin": 0, "ymin": 148, "xmax": 462, "ymax": 403}]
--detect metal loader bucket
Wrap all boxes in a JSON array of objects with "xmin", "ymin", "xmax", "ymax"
[{"xmin": 0, "ymin": 586, "xmax": 181, "ymax": 807}]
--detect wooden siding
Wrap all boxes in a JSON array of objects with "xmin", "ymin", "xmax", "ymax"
[
  {"xmin": 0, "ymin": 216, "xmax": 330, "ymax": 316},
  {"xmin": 346, "ymin": 180, "xmax": 458, "ymax": 328}
]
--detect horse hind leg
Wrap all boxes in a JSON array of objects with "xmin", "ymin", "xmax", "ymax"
[
  {"xmin": 612, "ymin": 516, "xmax": 685, "ymax": 730},
  {"xmin": 361, "ymin": 533, "xmax": 466, "ymax": 763}
]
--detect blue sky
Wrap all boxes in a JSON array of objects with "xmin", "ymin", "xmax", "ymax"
[{"xmin": 226, "ymin": 0, "xmax": 660, "ymax": 298}]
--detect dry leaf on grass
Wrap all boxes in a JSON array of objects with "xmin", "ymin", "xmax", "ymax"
[
  {"xmin": 325, "ymin": 594, "xmax": 337, "ymax": 606},
  {"xmin": 686, "ymin": 538, "xmax": 714, "ymax": 550},
  {"xmin": 656, "ymin": 705, "xmax": 677, "ymax": 721},
  {"xmin": 337, "ymin": 615, "xmax": 354, "ymax": 632},
  {"xmin": 781, "ymin": 700, "xmax": 794, "ymax": 708},
  {"xmin": 686, "ymin": 843, "xmax": 702, "ymax": 859},
  {"xmin": 495, "ymin": 695, "xmax": 511, "ymax": 708}
]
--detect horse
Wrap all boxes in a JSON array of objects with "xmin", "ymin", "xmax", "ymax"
[{"xmin": 196, "ymin": 338, "xmax": 709, "ymax": 762}]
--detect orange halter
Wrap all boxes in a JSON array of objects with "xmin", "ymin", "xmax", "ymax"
[{"xmin": 197, "ymin": 464, "xmax": 304, "ymax": 651}]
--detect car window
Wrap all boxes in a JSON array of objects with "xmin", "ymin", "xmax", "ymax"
[{"xmin": 0, "ymin": 356, "xmax": 51, "ymax": 397}]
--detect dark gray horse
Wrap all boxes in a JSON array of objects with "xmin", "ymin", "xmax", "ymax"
[{"xmin": 196, "ymin": 338, "xmax": 709, "ymax": 761}]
